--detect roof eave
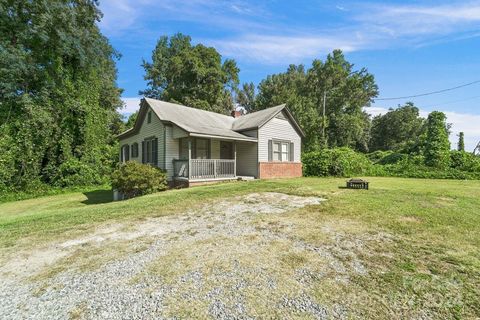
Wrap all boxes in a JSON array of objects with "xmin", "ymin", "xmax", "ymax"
[{"xmin": 189, "ymin": 132, "xmax": 257, "ymax": 142}]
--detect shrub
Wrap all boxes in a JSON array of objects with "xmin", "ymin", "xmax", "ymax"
[
  {"xmin": 111, "ymin": 161, "xmax": 167, "ymax": 199},
  {"xmin": 52, "ymin": 158, "xmax": 104, "ymax": 187},
  {"xmin": 303, "ymin": 147, "xmax": 372, "ymax": 177}
]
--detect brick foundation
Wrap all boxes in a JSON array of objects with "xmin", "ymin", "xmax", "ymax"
[{"xmin": 258, "ymin": 162, "xmax": 302, "ymax": 179}]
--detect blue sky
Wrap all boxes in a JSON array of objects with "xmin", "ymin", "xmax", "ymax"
[{"xmin": 98, "ymin": 0, "xmax": 480, "ymax": 151}]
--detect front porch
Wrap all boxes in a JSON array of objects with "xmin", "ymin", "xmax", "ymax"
[{"xmin": 172, "ymin": 136, "xmax": 254, "ymax": 185}]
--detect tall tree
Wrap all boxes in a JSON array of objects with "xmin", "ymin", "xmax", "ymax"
[
  {"xmin": 140, "ymin": 33, "xmax": 239, "ymax": 114},
  {"xmin": 370, "ymin": 102, "xmax": 425, "ymax": 151},
  {"xmin": 236, "ymin": 82, "xmax": 257, "ymax": 113},
  {"xmin": 0, "ymin": 0, "xmax": 122, "ymax": 190},
  {"xmin": 255, "ymin": 50, "xmax": 378, "ymax": 151},
  {"xmin": 457, "ymin": 132, "xmax": 465, "ymax": 152},
  {"xmin": 424, "ymin": 111, "xmax": 451, "ymax": 168}
]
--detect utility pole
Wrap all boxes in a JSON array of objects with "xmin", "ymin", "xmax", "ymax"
[{"xmin": 322, "ymin": 90, "xmax": 326, "ymax": 147}]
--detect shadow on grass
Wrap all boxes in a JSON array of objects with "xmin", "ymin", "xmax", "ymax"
[{"xmin": 82, "ymin": 189, "xmax": 113, "ymax": 205}]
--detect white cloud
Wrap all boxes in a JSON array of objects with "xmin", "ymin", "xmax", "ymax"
[
  {"xmin": 121, "ymin": 97, "xmax": 142, "ymax": 114},
  {"xmin": 365, "ymin": 107, "xmax": 480, "ymax": 152},
  {"xmin": 356, "ymin": 2, "xmax": 480, "ymax": 38},
  {"xmin": 212, "ymin": 34, "xmax": 361, "ymax": 64}
]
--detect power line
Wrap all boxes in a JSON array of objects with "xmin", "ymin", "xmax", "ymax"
[{"xmin": 375, "ymin": 80, "xmax": 480, "ymax": 101}]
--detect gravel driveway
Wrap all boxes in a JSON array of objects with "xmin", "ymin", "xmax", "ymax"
[{"xmin": 0, "ymin": 192, "xmax": 386, "ymax": 319}]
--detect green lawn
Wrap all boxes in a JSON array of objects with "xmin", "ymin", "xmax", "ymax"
[{"xmin": 1, "ymin": 177, "xmax": 479, "ymax": 318}]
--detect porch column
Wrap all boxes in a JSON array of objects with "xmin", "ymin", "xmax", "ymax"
[
  {"xmin": 188, "ymin": 138, "xmax": 192, "ymax": 179},
  {"xmin": 233, "ymin": 141, "xmax": 237, "ymax": 177}
]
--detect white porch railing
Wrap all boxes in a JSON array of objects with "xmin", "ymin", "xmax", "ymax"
[
  {"xmin": 191, "ymin": 159, "xmax": 235, "ymax": 179},
  {"xmin": 174, "ymin": 159, "xmax": 236, "ymax": 180}
]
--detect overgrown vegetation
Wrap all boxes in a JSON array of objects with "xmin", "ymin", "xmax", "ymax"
[
  {"xmin": 304, "ymin": 148, "xmax": 480, "ymax": 179},
  {"xmin": 0, "ymin": 1, "xmax": 123, "ymax": 196},
  {"xmin": 111, "ymin": 162, "xmax": 167, "ymax": 199}
]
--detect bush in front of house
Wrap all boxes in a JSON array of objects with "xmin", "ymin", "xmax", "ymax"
[{"xmin": 111, "ymin": 162, "xmax": 167, "ymax": 199}]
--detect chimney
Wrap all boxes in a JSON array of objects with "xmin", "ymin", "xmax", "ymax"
[{"xmin": 231, "ymin": 110, "xmax": 242, "ymax": 118}]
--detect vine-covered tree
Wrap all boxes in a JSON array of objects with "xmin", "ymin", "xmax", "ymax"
[
  {"xmin": 140, "ymin": 33, "xmax": 239, "ymax": 114},
  {"xmin": 424, "ymin": 111, "xmax": 451, "ymax": 168},
  {"xmin": 457, "ymin": 132, "xmax": 465, "ymax": 151},
  {"xmin": 0, "ymin": 0, "xmax": 123, "ymax": 191},
  {"xmin": 370, "ymin": 102, "xmax": 425, "ymax": 151}
]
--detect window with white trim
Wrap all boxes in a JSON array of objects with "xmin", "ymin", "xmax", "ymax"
[{"xmin": 272, "ymin": 140, "xmax": 291, "ymax": 162}]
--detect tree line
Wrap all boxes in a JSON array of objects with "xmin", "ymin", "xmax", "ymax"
[{"xmin": 0, "ymin": 3, "xmax": 477, "ymax": 197}]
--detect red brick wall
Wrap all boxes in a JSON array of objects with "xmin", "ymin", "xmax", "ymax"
[{"xmin": 258, "ymin": 162, "xmax": 302, "ymax": 179}]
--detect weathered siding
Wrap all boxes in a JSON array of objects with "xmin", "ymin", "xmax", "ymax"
[
  {"xmin": 258, "ymin": 110, "xmax": 301, "ymax": 162},
  {"xmin": 119, "ymin": 107, "xmax": 165, "ymax": 169},
  {"xmin": 236, "ymin": 141, "xmax": 258, "ymax": 177},
  {"xmin": 164, "ymin": 125, "xmax": 179, "ymax": 180},
  {"xmin": 172, "ymin": 125, "xmax": 188, "ymax": 139}
]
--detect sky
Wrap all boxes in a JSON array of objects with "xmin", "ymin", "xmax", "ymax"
[{"xmin": 97, "ymin": 0, "xmax": 480, "ymax": 151}]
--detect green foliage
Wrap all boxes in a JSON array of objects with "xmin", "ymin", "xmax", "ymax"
[
  {"xmin": 304, "ymin": 148, "xmax": 480, "ymax": 180},
  {"xmin": 126, "ymin": 111, "xmax": 138, "ymax": 128},
  {"xmin": 52, "ymin": 158, "xmax": 104, "ymax": 188},
  {"xmin": 370, "ymin": 102, "xmax": 425, "ymax": 152},
  {"xmin": 424, "ymin": 112, "xmax": 451, "ymax": 169},
  {"xmin": 302, "ymin": 148, "xmax": 373, "ymax": 177},
  {"xmin": 457, "ymin": 132, "xmax": 465, "ymax": 152},
  {"xmin": 140, "ymin": 33, "xmax": 239, "ymax": 114},
  {"xmin": 111, "ymin": 162, "xmax": 167, "ymax": 199},
  {"xmin": 0, "ymin": 0, "xmax": 122, "ymax": 192},
  {"xmin": 255, "ymin": 51, "xmax": 378, "ymax": 151},
  {"xmin": 450, "ymin": 150, "xmax": 480, "ymax": 172},
  {"xmin": 236, "ymin": 82, "xmax": 256, "ymax": 113}
]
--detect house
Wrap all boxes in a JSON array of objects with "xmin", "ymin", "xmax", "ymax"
[{"xmin": 117, "ymin": 98, "xmax": 304, "ymax": 187}]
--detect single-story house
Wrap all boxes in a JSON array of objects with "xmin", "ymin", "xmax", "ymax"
[{"xmin": 117, "ymin": 98, "xmax": 304, "ymax": 186}]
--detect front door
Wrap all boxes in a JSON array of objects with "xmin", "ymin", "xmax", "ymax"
[{"xmin": 220, "ymin": 141, "xmax": 233, "ymax": 159}]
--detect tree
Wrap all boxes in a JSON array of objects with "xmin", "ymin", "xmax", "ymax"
[
  {"xmin": 140, "ymin": 33, "xmax": 239, "ymax": 114},
  {"xmin": 236, "ymin": 82, "xmax": 256, "ymax": 113},
  {"xmin": 126, "ymin": 111, "xmax": 138, "ymax": 129},
  {"xmin": 370, "ymin": 102, "xmax": 425, "ymax": 151},
  {"xmin": 424, "ymin": 111, "xmax": 451, "ymax": 168},
  {"xmin": 0, "ymin": 0, "xmax": 122, "ymax": 191},
  {"xmin": 457, "ymin": 132, "xmax": 465, "ymax": 151},
  {"xmin": 255, "ymin": 50, "xmax": 378, "ymax": 151}
]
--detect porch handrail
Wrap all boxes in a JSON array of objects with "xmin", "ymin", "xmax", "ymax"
[{"xmin": 190, "ymin": 159, "xmax": 235, "ymax": 179}]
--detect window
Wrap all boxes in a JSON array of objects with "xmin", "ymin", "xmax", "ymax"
[
  {"xmin": 131, "ymin": 143, "xmax": 139, "ymax": 158},
  {"xmin": 281, "ymin": 142, "xmax": 289, "ymax": 161},
  {"xmin": 270, "ymin": 140, "xmax": 292, "ymax": 162},
  {"xmin": 142, "ymin": 137, "xmax": 157, "ymax": 166},
  {"xmin": 273, "ymin": 142, "xmax": 281, "ymax": 161},
  {"xmin": 147, "ymin": 111, "xmax": 152, "ymax": 123},
  {"xmin": 194, "ymin": 138, "xmax": 209, "ymax": 159}
]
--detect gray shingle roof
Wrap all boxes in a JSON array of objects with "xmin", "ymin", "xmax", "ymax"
[
  {"xmin": 118, "ymin": 98, "xmax": 303, "ymax": 140},
  {"xmin": 231, "ymin": 104, "xmax": 285, "ymax": 131}
]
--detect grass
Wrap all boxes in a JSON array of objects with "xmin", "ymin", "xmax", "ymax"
[{"xmin": 1, "ymin": 177, "xmax": 479, "ymax": 318}]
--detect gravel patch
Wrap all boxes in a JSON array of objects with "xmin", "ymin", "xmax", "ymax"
[{"xmin": 0, "ymin": 192, "xmax": 383, "ymax": 319}]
